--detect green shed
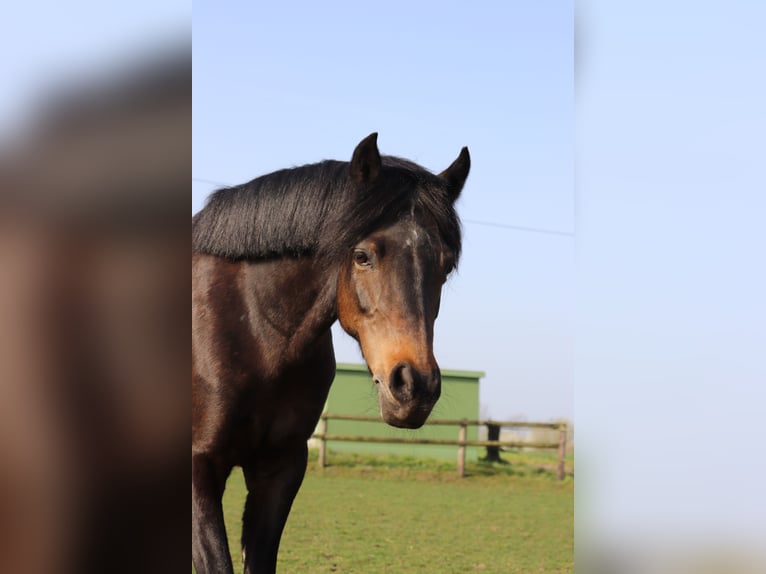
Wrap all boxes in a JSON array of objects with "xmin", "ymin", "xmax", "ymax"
[{"xmin": 318, "ymin": 363, "xmax": 484, "ymax": 461}]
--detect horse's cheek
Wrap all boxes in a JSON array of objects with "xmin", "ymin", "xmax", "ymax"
[{"xmin": 336, "ymin": 276, "xmax": 361, "ymax": 338}]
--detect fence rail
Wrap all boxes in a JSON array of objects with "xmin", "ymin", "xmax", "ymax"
[{"xmin": 312, "ymin": 414, "xmax": 569, "ymax": 479}]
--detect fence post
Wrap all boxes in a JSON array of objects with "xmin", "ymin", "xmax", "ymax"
[
  {"xmin": 483, "ymin": 422, "xmax": 502, "ymax": 462},
  {"xmin": 318, "ymin": 415, "xmax": 327, "ymax": 469},
  {"xmin": 557, "ymin": 422, "xmax": 567, "ymax": 480},
  {"xmin": 457, "ymin": 419, "xmax": 467, "ymax": 478}
]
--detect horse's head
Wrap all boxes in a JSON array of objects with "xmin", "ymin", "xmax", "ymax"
[{"xmin": 337, "ymin": 134, "xmax": 469, "ymax": 429}]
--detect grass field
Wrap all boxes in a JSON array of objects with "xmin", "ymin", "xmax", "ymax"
[{"xmin": 217, "ymin": 450, "xmax": 573, "ymax": 574}]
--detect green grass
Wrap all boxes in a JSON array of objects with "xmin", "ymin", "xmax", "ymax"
[{"xmin": 218, "ymin": 450, "xmax": 573, "ymax": 573}]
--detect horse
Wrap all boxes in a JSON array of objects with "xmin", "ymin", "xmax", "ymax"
[{"xmin": 191, "ymin": 133, "xmax": 470, "ymax": 573}]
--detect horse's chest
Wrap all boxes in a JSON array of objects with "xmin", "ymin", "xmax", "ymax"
[{"xmin": 233, "ymin": 365, "xmax": 334, "ymax": 454}]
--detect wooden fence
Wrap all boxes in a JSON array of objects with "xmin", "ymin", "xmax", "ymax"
[{"xmin": 312, "ymin": 414, "xmax": 569, "ymax": 479}]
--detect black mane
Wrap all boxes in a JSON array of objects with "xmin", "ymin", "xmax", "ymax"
[{"xmin": 192, "ymin": 156, "xmax": 462, "ymax": 265}]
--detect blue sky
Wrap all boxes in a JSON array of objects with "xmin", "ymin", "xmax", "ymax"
[{"xmin": 193, "ymin": 1, "xmax": 575, "ymax": 422}]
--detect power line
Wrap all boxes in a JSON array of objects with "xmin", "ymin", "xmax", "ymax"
[
  {"xmin": 193, "ymin": 177, "xmax": 230, "ymax": 187},
  {"xmin": 193, "ymin": 177, "xmax": 573, "ymax": 238},
  {"xmin": 462, "ymin": 219, "xmax": 573, "ymax": 237}
]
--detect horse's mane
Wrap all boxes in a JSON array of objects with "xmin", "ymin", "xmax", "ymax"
[{"xmin": 192, "ymin": 156, "xmax": 462, "ymax": 265}]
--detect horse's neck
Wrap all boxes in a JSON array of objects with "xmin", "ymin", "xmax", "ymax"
[{"xmin": 240, "ymin": 256, "xmax": 338, "ymax": 354}]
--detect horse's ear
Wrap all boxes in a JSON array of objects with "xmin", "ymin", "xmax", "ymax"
[
  {"xmin": 439, "ymin": 147, "xmax": 470, "ymax": 202},
  {"xmin": 350, "ymin": 132, "xmax": 381, "ymax": 184}
]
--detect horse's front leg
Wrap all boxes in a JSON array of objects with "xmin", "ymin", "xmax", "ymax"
[
  {"xmin": 192, "ymin": 453, "xmax": 234, "ymax": 574},
  {"xmin": 241, "ymin": 442, "xmax": 308, "ymax": 574}
]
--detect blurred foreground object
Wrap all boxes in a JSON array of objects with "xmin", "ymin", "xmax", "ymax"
[
  {"xmin": 581, "ymin": 542, "xmax": 766, "ymax": 574},
  {"xmin": 0, "ymin": 47, "xmax": 188, "ymax": 574}
]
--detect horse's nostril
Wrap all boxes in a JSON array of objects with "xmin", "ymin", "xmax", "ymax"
[{"xmin": 389, "ymin": 362, "xmax": 418, "ymax": 400}]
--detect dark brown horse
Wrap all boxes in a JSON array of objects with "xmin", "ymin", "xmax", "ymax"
[{"xmin": 192, "ymin": 133, "xmax": 469, "ymax": 573}]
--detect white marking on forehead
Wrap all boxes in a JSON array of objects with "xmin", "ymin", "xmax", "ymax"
[
  {"xmin": 405, "ymin": 224, "xmax": 419, "ymax": 247},
  {"xmin": 410, "ymin": 223, "xmax": 424, "ymax": 316},
  {"xmin": 400, "ymin": 215, "xmax": 423, "ymax": 248}
]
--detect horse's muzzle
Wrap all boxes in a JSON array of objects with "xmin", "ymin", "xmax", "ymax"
[{"xmin": 375, "ymin": 362, "xmax": 441, "ymax": 429}]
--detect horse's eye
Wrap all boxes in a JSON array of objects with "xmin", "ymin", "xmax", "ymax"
[
  {"xmin": 353, "ymin": 250, "xmax": 371, "ymax": 267},
  {"xmin": 442, "ymin": 253, "xmax": 455, "ymax": 277}
]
